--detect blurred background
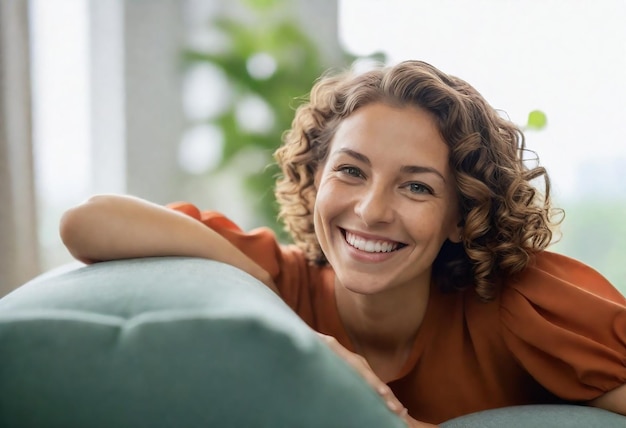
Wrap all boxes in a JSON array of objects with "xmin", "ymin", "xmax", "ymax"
[{"xmin": 1, "ymin": 0, "xmax": 624, "ymax": 296}]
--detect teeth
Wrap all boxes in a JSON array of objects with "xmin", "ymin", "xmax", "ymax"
[{"xmin": 345, "ymin": 231, "xmax": 399, "ymax": 253}]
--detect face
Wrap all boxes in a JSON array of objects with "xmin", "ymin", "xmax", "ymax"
[{"xmin": 313, "ymin": 102, "xmax": 461, "ymax": 296}]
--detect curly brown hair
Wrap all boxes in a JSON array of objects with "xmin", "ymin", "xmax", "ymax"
[{"xmin": 274, "ymin": 60, "xmax": 562, "ymax": 300}]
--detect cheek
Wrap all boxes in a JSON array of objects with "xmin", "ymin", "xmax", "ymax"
[
  {"xmin": 313, "ymin": 191, "xmax": 332, "ymax": 236},
  {"xmin": 313, "ymin": 184, "xmax": 330, "ymax": 229},
  {"xmin": 313, "ymin": 180, "xmax": 347, "ymax": 240},
  {"xmin": 312, "ymin": 197, "xmax": 331, "ymax": 258},
  {"xmin": 406, "ymin": 204, "xmax": 454, "ymax": 240},
  {"xmin": 314, "ymin": 178, "xmax": 338, "ymax": 213}
]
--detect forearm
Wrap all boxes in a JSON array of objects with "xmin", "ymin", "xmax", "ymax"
[
  {"xmin": 59, "ymin": 194, "xmax": 274, "ymax": 289},
  {"xmin": 587, "ymin": 383, "xmax": 626, "ymax": 415}
]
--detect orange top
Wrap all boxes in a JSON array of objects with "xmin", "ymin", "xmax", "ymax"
[{"xmin": 170, "ymin": 202, "xmax": 626, "ymax": 424}]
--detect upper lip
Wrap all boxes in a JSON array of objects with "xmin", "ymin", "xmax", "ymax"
[{"xmin": 340, "ymin": 227, "xmax": 408, "ymax": 246}]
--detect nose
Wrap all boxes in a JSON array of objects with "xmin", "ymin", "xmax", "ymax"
[{"xmin": 354, "ymin": 182, "xmax": 395, "ymax": 226}]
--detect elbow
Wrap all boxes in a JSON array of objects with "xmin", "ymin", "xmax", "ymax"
[
  {"xmin": 59, "ymin": 206, "xmax": 85, "ymax": 261},
  {"xmin": 59, "ymin": 194, "xmax": 116, "ymax": 263}
]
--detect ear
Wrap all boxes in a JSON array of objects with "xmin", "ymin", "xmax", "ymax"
[{"xmin": 447, "ymin": 220, "xmax": 464, "ymax": 244}]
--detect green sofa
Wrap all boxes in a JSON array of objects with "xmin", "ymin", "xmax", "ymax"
[{"xmin": 0, "ymin": 257, "xmax": 624, "ymax": 427}]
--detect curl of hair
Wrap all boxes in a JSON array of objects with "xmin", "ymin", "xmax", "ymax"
[{"xmin": 274, "ymin": 60, "xmax": 563, "ymax": 300}]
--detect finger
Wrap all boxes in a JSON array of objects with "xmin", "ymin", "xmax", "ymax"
[{"xmin": 374, "ymin": 383, "xmax": 406, "ymax": 416}]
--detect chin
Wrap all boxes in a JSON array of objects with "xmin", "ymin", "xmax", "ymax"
[{"xmin": 337, "ymin": 277, "xmax": 393, "ymax": 296}]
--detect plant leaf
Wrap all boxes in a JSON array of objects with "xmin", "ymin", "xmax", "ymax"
[{"xmin": 527, "ymin": 110, "xmax": 548, "ymax": 130}]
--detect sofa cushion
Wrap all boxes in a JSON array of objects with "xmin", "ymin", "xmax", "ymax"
[
  {"xmin": 0, "ymin": 257, "xmax": 406, "ymax": 428},
  {"xmin": 440, "ymin": 403, "xmax": 626, "ymax": 428}
]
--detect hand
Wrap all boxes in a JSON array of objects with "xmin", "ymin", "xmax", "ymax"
[{"xmin": 317, "ymin": 333, "xmax": 438, "ymax": 427}]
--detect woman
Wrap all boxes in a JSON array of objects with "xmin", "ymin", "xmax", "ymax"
[{"xmin": 60, "ymin": 60, "xmax": 626, "ymax": 427}]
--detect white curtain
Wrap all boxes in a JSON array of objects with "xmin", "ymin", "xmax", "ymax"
[{"xmin": 0, "ymin": 0, "xmax": 40, "ymax": 296}]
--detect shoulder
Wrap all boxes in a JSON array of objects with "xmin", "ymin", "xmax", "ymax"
[{"xmin": 504, "ymin": 251, "xmax": 624, "ymax": 304}]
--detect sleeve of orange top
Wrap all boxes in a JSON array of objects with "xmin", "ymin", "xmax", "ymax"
[
  {"xmin": 165, "ymin": 201, "xmax": 309, "ymax": 311},
  {"xmin": 500, "ymin": 251, "xmax": 626, "ymax": 401}
]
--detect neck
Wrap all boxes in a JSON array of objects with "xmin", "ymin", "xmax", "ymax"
[{"xmin": 334, "ymin": 278, "xmax": 431, "ymax": 380}]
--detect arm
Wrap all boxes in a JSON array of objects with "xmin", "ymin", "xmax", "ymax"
[
  {"xmin": 587, "ymin": 383, "xmax": 626, "ymax": 416},
  {"xmin": 59, "ymin": 194, "xmax": 277, "ymax": 292}
]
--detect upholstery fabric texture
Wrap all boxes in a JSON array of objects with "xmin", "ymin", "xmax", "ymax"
[
  {"xmin": 440, "ymin": 404, "xmax": 626, "ymax": 428},
  {"xmin": 0, "ymin": 257, "xmax": 624, "ymax": 427},
  {"xmin": 0, "ymin": 257, "xmax": 405, "ymax": 428}
]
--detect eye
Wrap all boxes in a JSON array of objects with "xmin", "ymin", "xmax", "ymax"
[
  {"xmin": 406, "ymin": 182, "xmax": 433, "ymax": 195},
  {"xmin": 337, "ymin": 165, "xmax": 364, "ymax": 178}
]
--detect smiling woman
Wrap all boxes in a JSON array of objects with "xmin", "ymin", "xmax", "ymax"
[{"xmin": 58, "ymin": 60, "xmax": 626, "ymax": 426}]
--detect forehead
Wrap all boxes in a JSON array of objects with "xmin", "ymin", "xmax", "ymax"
[{"xmin": 329, "ymin": 103, "xmax": 450, "ymax": 167}]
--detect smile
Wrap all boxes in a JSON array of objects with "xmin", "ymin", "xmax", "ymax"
[{"xmin": 343, "ymin": 230, "xmax": 406, "ymax": 253}]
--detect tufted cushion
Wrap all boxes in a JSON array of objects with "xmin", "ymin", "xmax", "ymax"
[{"xmin": 0, "ymin": 257, "xmax": 406, "ymax": 428}]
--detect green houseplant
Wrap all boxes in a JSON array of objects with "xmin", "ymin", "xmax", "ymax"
[{"xmin": 181, "ymin": 0, "xmax": 382, "ymax": 240}]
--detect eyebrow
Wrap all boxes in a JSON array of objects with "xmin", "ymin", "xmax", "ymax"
[{"xmin": 334, "ymin": 148, "xmax": 447, "ymax": 183}]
